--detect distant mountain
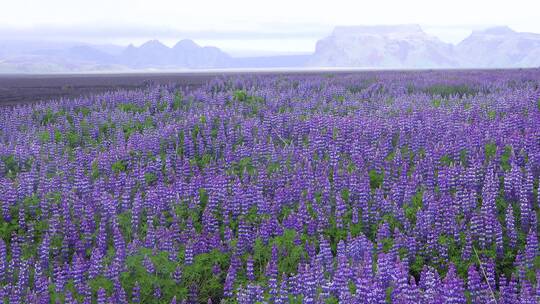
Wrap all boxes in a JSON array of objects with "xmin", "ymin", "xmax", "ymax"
[
  {"xmin": 122, "ymin": 40, "xmax": 173, "ymax": 67},
  {"xmin": 66, "ymin": 46, "xmax": 116, "ymax": 64},
  {"xmin": 2, "ymin": 25, "xmax": 540, "ymax": 73},
  {"xmin": 309, "ymin": 25, "xmax": 459, "ymax": 68},
  {"xmin": 0, "ymin": 39, "xmax": 233, "ymax": 72},
  {"xmin": 456, "ymin": 26, "xmax": 540, "ymax": 68},
  {"xmin": 171, "ymin": 39, "xmax": 231, "ymax": 68},
  {"xmin": 121, "ymin": 39, "xmax": 230, "ymax": 68}
]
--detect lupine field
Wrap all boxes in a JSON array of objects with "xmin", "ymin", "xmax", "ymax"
[{"xmin": 0, "ymin": 70, "xmax": 539, "ymax": 304}]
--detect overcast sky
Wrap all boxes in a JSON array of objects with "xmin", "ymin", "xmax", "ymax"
[{"xmin": 1, "ymin": 0, "xmax": 540, "ymax": 54}]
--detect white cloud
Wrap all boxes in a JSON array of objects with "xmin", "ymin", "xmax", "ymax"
[{"xmin": 0, "ymin": 0, "xmax": 539, "ymax": 52}]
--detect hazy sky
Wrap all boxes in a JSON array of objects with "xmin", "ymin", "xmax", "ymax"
[{"xmin": 1, "ymin": 0, "xmax": 540, "ymax": 54}]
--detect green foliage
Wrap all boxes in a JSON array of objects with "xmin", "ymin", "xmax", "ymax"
[
  {"xmin": 404, "ymin": 190, "xmax": 423, "ymax": 225},
  {"xmin": 144, "ymin": 172, "xmax": 157, "ymax": 185},
  {"xmin": 198, "ymin": 188, "xmax": 208, "ymax": 207},
  {"xmin": 120, "ymin": 248, "xmax": 229, "ymax": 303},
  {"xmin": 66, "ymin": 131, "xmax": 80, "ymax": 148},
  {"xmin": 324, "ymin": 218, "xmax": 349, "ymax": 253},
  {"xmin": 117, "ymin": 212, "xmax": 133, "ymax": 241},
  {"xmin": 424, "ymin": 84, "xmax": 475, "ymax": 98},
  {"xmin": 325, "ymin": 296, "xmax": 339, "ymax": 304},
  {"xmin": 111, "ymin": 160, "xmax": 128, "ymax": 174},
  {"xmin": 460, "ymin": 149, "xmax": 468, "ymax": 166},
  {"xmin": 98, "ymin": 121, "xmax": 115, "ymax": 140},
  {"xmin": 122, "ymin": 117, "xmax": 155, "ymax": 139},
  {"xmin": 272, "ymin": 230, "xmax": 308, "ymax": 275},
  {"xmin": 0, "ymin": 220, "xmax": 19, "ymax": 243},
  {"xmin": 121, "ymin": 250, "xmax": 179, "ymax": 303},
  {"xmin": 118, "ymin": 102, "xmax": 147, "ymax": 113},
  {"xmin": 39, "ymin": 109, "xmax": 59, "ymax": 125},
  {"xmin": 172, "ymin": 92, "xmax": 184, "ymax": 110},
  {"xmin": 77, "ymin": 106, "xmax": 92, "ymax": 117},
  {"xmin": 484, "ymin": 142, "xmax": 497, "ymax": 162},
  {"xmin": 229, "ymin": 157, "xmax": 255, "ymax": 178},
  {"xmin": 231, "ymin": 90, "xmax": 265, "ymax": 116},
  {"xmin": 500, "ymin": 145, "xmax": 512, "ymax": 171},
  {"xmin": 53, "ymin": 129, "xmax": 62, "ymax": 142},
  {"xmin": 88, "ymin": 276, "xmax": 114, "ymax": 294},
  {"xmin": 38, "ymin": 131, "xmax": 51, "ymax": 143},
  {"xmin": 380, "ymin": 238, "xmax": 394, "ymax": 253},
  {"xmin": 157, "ymin": 100, "xmax": 169, "ymax": 112},
  {"xmin": 91, "ymin": 161, "xmax": 100, "ymax": 180},
  {"xmin": 233, "ymin": 90, "xmax": 248, "ymax": 102},
  {"xmin": 190, "ymin": 153, "xmax": 214, "ymax": 170},
  {"xmin": 440, "ymin": 154, "xmax": 452, "ymax": 166},
  {"xmin": 369, "ymin": 169, "xmax": 384, "ymax": 189},
  {"xmin": 386, "ymin": 286, "xmax": 394, "ymax": 303},
  {"xmin": 1, "ymin": 154, "xmax": 31, "ymax": 179},
  {"xmin": 2, "ymin": 155, "xmax": 19, "ymax": 172},
  {"xmin": 410, "ymin": 255, "xmax": 425, "ymax": 280},
  {"xmin": 266, "ymin": 161, "xmax": 281, "ymax": 175}
]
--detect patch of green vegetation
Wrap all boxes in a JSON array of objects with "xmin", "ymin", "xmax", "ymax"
[
  {"xmin": 118, "ymin": 102, "xmax": 147, "ymax": 114},
  {"xmin": 38, "ymin": 131, "xmax": 51, "ymax": 143},
  {"xmin": 409, "ymin": 255, "xmax": 425, "ymax": 281},
  {"xmin": 271, "ymin": 230, "xmax": 308, "ymax": 275},
  {"xmin": 111, "ymin": 160, "xmax": 128, "ymax": 174},
  {"xmin": 424, "ymin": 84, "xmax": 476, "ymax": 98},
  {"xmin": 144, "ymin": 172, "xmax": 157, "ymax": 185},
  {"xmin": 325, "ymin": 297, "xmax": 339, "ymax": 304},
  {"xmin": 119, "ymin": 248, "xmax": 228, "ymax": 303},
  {"xmin": 76, "ymin": 106, "xmax": 92, "ymax": 117},
  {"xmin": 190, "ymin": 153, "xmax": 214, "ymax": 170},
  {"xmin": 380, "ymin": 238, "xmax": 394, "ymax": 253},
  {"xmin": 368, "ymin": 169, "xmax": 384, "ymax": 189},
  {"xmin": 172, "ymin": 92, "xmax": 184, "ymax": 110},
  {"xmin": 0, "ymin": 220, "xmax": 19, "ymax": 243},
  {"xmin": 404, "ymin": 190, "xmax": 423, "ymax": 225},
  {"xmin": 66, "ymin": 131, "xmax": 81, "ymax": 148},
  {"xmin": 88, "ymin": 276, "xmax": 114, "ymax": 295},
  {"xmin": 484, "ymin": 142, "xmax": 497, "ymax": 162},
  {"xmin": 122, "ymin": 117, "xmax": 155, "ymax": 139},
  {"xmin": 233, "ymin": 89, "xmax": 248, "ymax": 102},
  {"xmin": 39, "ymin": 109, "xmax": 59, "ymax": 125},
  {"xmin": 266, "ymin": 161, "xmax": 281, "ymax": 175},
  {"xmin": 228, "ymin": 157, "xmax": 255, "ymax": 178},
  {"xmin": 54, "ymin": 129, "xmax": 62, "ymax": 142},
  {"xmin": 91, "ymin": 161, "xmax": 100, "ymax": 180},
  {"xmin": 440, "ymin": 154, "xmax": 452, "ymax": 166},
  {"xmin": 231, "ymin": 90, "xmax": 265, "ymax": 116},
  {"xmin": 460, "ymin": 149, "xmax": 468, "ymax": 165},
  {"xmin": 157, "ymin": 100, "xmax": 168, "ymax": 112},
  {"xmin": 500, "ymin": 145, "xmax": 512, "ymax": 171},
  {"xmin": 1, "ymin": 154, "xmax": 31, "ymax": 179}
]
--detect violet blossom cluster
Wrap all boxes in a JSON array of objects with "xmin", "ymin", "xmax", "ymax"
[{"xmin": 0, "ymin": 70, "xmax": 539, "ymax": 303}]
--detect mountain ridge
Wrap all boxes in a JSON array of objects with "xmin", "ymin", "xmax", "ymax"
[{"xmin": 1, "ymin": 25, "xmax": 540, "ymax": 73}]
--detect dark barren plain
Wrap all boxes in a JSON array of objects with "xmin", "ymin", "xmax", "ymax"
[
  {"xmin": 0, "ymin": 73, "xmax": 220, "ymax": 105},
  {"xmin": 0, "ymin": 70, "xmax": 365, "ymax": 105}
]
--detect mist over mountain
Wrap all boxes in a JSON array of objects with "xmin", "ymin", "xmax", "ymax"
[
  {"xmin": 1, "ymin": 25, "xmax": 540, "ymax": 73},
  {"xmin": 309, "ymin": 25, "xmax": 459, "ymax": 68},
  {"xmin": 457, "ymin": 26, "xmax": 540, "ymax": 68},
  {"xmin": 119, "ymin": 39, "xmax": 231, "ymax": 68}
]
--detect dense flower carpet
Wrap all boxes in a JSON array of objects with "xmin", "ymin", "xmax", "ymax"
[{"xmin": 0, "ymin": 70, "xmax": 539, "ymax": 303}]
